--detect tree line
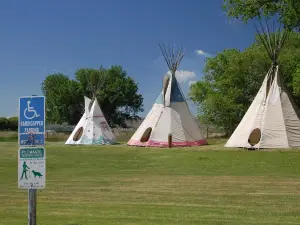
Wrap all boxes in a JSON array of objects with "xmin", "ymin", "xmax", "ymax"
[
  {"xmin": 0, "ymin": 66, "xmax": 144, "ymax": 131},
  {"xmin": 0, "ymin": 117, "xmax": 18, "ymax": 131}
]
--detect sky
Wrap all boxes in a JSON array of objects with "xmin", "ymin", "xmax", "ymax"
[{"xmin": 0, "ymin": 0, "xmax": 258, "ymax": 118}]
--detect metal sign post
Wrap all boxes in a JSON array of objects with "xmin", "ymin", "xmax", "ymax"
[
  {"xmin": 28, "ymin": 189, "xmax": 36, "ymax": 225},
  {"xmin": 18, "ymin": 95, "xmax": 46, "ymax": 225}
]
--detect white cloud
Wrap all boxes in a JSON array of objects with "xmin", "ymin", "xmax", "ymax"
[
  {"xmin": 195, "ymin": 49, "xmax": 211, "ymax": 57},
  {"xmin": 51, "ymin": 69, "xmax": 61, "ymax": 73},
  {"xmin": 167, "ymin": 70, "xmax": 196, "ymax": 83},
  {"xmin": 188, "ymin": 80, "xmax": 197, "ymax": 86}
]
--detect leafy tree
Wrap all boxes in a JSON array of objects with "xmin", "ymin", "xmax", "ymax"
[
  {"xmin": 0, "ymin": 117, "xmax": 18, "ymax": 130},
  {"xmin": 223, "ymin": 0, "xmax": 300, "ymax": 31},
  {"xmin": 41, "ymin": 73, "xmax": 84, "ymax": 125},
  {"xmin": 0, "ymin": 117, "xmax": 8, "ymax": 130},
  {"xmin": 42, "ymin": 65, "xmax": 144, "ymax": 127},
  {"xmin": 7, "ymin": 117, "xmax": 18, "ymax": 131},
  {"xmin": 293, "ymin": 68, "xmax": 300, "ymax": 95},
  {"xmin": 75, "ymin": 65, "xmax": 144, "ymax": 127},
  {"xmin": 189, "ymin": 31, "xmax": 300, "ymax": 135}
]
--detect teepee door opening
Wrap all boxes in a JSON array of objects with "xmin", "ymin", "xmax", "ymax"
[
  {"xmin": 248, "ymin": 128, "xmax": 261, "ymax": 146},
  {"xmin": 140, "ymin": 127, "xmax": 152, "ymax": 142},
  {"xmin": 73, "ymin": 127, "xmax": 84, "ymax": 141}
]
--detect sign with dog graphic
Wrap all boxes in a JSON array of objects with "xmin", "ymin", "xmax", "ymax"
[{"xmin": 18, "ymin": 147, "xmax": 46, "ymax": 189}]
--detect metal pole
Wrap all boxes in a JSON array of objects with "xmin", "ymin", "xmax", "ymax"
[
  {"xmin": 29, "ymin": 94, "xmax": 37, "ymax": 225},
  {"xmin": 28, "ymin": 189, "xmax": 36, "ymax": 225}
]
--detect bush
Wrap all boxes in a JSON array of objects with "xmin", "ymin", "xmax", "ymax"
[
  {"xmin": 0, "ymin": 117, "xmax": 18, "ymax": 131},
  {"xmin": 0, "ymin": 117, "xmax": 8, "ymax": 130},
  {"xmin": 7, "ymin": 117, "xmax": 18, "ymax": 131},
  {"xmin": 46, "ymin": 124, "xmax": 75, "ymax": 133}
]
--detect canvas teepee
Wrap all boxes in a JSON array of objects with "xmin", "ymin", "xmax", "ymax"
[
  {"xmin": 65, "ymin": 96, "xmax": 116, "ymax": 145},
  {"xmin": 225, "ymin": 22, "xmax": 300, "ymax": 149},
  {"xmin": 127, "ymin": 45, "xmax": 207, "ymax": 147}
]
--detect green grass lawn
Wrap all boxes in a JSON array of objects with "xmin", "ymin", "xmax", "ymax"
[
  {"xmin": 0, "ymin": 130, "xmax": 137, "ymax": 143},
  {"xmin": 1, "ymin": 141, "xmax": 300, "ymax": 224}
]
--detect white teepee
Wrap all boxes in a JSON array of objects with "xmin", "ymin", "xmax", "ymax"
[
  {"xmin": 65, "ymin": 96, "xmax": 116, "ymax": 145},
  {"xmin": 225, "ymin": 23, "xmax": 300, "ymax": 149},
  {"xmin": 127, "ymin": 45, "xmax": 207, "ymax": 147}
]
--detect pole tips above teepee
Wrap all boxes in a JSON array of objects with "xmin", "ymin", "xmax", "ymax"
[
  {"xmin": 255, "ymin": 19, "xmax": 289, "ymax": 64},
  {"xmin": 159, "ymin": 44, "xmax": 185, "ymax": 75}
]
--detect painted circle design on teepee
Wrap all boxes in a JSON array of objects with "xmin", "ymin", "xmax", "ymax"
[
  {"xmin": 248, "ymin": 128, "xmax": 261, "ymax": 146},
  {"xmin": 73, "ymin": 127, "xmax": 84, "ymax": 141}
]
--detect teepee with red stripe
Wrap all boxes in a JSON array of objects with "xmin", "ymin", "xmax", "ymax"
[{"xmin": 127, "ymin": 45, "xmax": 207, "ymax": 147}]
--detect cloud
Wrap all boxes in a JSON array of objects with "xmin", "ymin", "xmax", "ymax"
[
  {"xmin": 188, "ymin": 80, "xmax": 197, "ymax": 86},
  {"xmin": 167, "ymin": 70, "xmax": 196, "ymax": 83},
  {"xmin": 51, "ymin": 69, "xmax": 61, "ymax": 73},
  {"xmin": 195, "ymin": 49, "xmax": 211, "ymax": 57}
]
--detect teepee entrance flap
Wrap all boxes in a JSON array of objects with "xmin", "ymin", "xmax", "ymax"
[
  {"xmin": 248, "ymin": 128, "xmax": 261, "ymax": 146},
  {"xmin": 140, "ymin": 127, "xmax": 152, "ymax": 142}
]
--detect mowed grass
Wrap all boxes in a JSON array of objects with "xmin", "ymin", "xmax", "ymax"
[
  {"xmin": 1, "ymin": 141, "xmax": 300, "ymax": 224},
  {"xmin": 0, "ymin": 130, "xmax": 137, "ymax": 143}
]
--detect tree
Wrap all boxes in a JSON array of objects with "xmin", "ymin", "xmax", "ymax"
[
  {"xmin": 42, "ymin": 65, "xmax": 144, "ymax": 127},
  {"xmin": 293, "ymin": 68, "xmax": 300, "ymax": 95},
  {"xmin": 7, "ymin": 117, "xmax": 18, "ymax": 131},
  {"xmin": 75, "ymin": 65, "xmax": 144, "ymax": 127},
  {"xmin": 0, "ymin": 117, "xmax": 18, "ymax": 130},
  {"xmin": 223, "ymin": 0, "xmax": 300, "ymax": 31},
  {"xmin": 41, "ymin": 73, "xmax": 84, "ymax": 125},
  {"xmin": 189, "ymin": 31, "xmax": 300, "ymax": 135},
  {"xmin": 0, "ymin": 117, "xmax": 8, "ymax": 130}
]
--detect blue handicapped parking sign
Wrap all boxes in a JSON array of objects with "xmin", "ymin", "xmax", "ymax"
[{"xmin": 19, "ymin": 96, "xmax": 45, "ymax": 146}]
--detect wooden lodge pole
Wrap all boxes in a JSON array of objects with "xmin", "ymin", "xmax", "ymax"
[{"xmin": 168, "ymin": 133, "xmax": 172, "ymax": 148}]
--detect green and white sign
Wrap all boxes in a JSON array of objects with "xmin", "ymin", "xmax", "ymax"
[{"xmin": 18, "ymin": 147, "xmax": 46, "ymax": 189}]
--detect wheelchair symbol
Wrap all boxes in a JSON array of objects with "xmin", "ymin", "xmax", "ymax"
[{"xmin": 24, "ymin": 100, "xmax": 40, "ymax": 120}]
